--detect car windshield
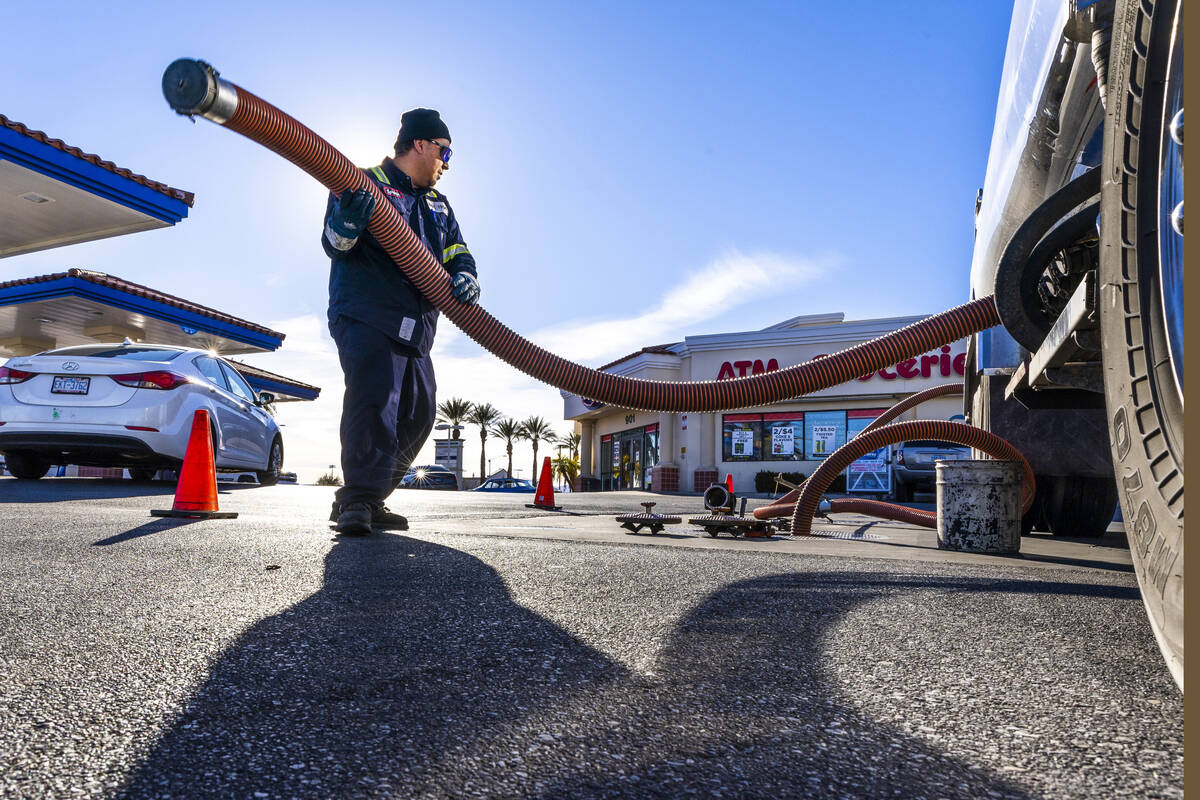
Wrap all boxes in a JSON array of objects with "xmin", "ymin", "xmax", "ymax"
[{"xmin": 43, "ymin": 345, "xmax": 183, "ymax": 362}]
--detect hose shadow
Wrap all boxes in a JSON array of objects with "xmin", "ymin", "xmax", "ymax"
[
  {"xmin": 425, "ymin": 571, "xmax": 1148, "ymax": 799},
  {"xmin": 115, "ymin": 534, "xmax": 630, "ymax": 799}
]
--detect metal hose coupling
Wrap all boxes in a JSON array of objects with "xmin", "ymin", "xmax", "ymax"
[{"xmin": 162, "ymin": 59, "xmax": 238, "ymax": 124}]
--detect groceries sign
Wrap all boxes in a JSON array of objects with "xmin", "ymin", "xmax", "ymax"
[{"xmin": 716, "ymin": 345, "xmax": 967, "ymax": 381}]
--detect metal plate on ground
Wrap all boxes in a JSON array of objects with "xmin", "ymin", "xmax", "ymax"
[
  {"xmin": 616, "ymin": 512, "xmax": 682, "ymax": 535},
  {"xmin": 805, "ymin": 528, "xmax": 889, "ymax": 541}
]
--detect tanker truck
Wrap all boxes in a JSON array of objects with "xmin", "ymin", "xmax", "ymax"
[{"xmin": 967, "ymin": 0, "xmax": 1182, "ymax": 687}]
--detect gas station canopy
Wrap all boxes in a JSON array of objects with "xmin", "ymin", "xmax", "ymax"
[
  {"xmin": 0, "ymin": 115, "xmax": 319, "ymax": 402},
  {"xmin": 0, "ymin": 115, "xmax": 193, "ymax": 258},
  {"xmin": 0, "ymin": 269, "xmax": 285, "ymax": 356}
]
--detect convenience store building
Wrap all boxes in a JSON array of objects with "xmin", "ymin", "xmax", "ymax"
[{"xmin": 562, "ymin": 312, "xmax": 966, "ymax": 494}]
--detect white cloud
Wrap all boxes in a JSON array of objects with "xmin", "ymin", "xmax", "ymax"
[
  {"xmin": 241, "ymin": 249, "xmax": 832, "ymax": 484},
  {"xmin": 523, "ymin": 250, "xmax": 830, "ymax": 362}
]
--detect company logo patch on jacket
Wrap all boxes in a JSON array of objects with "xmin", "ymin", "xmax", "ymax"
[
  {"xmin": 426, "ymin": 198, "xmax": 448, "ymax": 216},
  {"xmin": 382, "ymin": 186, "xmax": 402, "ymax": 199}
]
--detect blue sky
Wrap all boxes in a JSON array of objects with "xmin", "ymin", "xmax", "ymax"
[{"xmin": 1, "ymin": 1, "xmax": 1016, "ymax": 481}]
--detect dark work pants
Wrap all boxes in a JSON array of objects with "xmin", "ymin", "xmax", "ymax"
[{"xmin": 330, "ymin": 315, "xmax": 436, "ymax": 507}]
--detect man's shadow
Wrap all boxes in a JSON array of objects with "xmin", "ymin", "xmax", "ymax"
[
  {"xmin": 118, "ymin": 541, "xmax": 1149, "ymax": 798},
  {"xmin": 117, "ymin": 534, "xmax": 630, "ymax": 798}
]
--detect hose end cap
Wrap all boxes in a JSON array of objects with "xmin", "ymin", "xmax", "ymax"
[{"xmin": 162, "ymin": 58, "xmax": 216, "ymax": 115}]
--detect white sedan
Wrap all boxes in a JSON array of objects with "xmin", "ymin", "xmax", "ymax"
[{"xmin": 0, "ymin": 343, "xmax": 284, "ymax": 483}]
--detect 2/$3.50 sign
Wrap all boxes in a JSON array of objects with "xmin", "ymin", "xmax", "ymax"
[{"xmin": 715, "ymin": 346, "xmax": 967, "ymax": 381}]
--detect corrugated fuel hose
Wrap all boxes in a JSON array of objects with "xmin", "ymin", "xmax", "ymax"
[{"xmin": 160, "ymin": 59, "xmax": 1001, "ymax": 414}]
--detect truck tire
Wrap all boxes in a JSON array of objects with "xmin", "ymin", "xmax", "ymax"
[
  {"xmin": 1041, "ymin": 475, "xmax": 1119, "ymax": 538},
  {"xmin": 1099, "ymin": 0, "xmax": 1184, "ymax": 689}
]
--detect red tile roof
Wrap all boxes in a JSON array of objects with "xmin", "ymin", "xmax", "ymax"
[
  {"xmin": 0, "ymin": 115, "xmax": 195, "ymax": 207},
  {"xmin": 0, "ymin": 269, "xmax": 283, "ymax": 339},
  {"xmin": 598, "ymin": 343, "xmax": 680, "ymax": 372}
]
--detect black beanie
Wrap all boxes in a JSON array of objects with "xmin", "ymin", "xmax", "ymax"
[{"xmin": 394, "ymin": 108, "xmax": 451, "ymax": 152}]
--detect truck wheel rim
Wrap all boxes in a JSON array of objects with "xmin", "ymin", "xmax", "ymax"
[{"xmin": 1157, "ymin": 5, "xmax": 1185, "ymax": 397}]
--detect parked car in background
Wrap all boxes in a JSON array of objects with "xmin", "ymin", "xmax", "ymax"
[
  {"xmin": 398, "ymin": 465, "xmax": 458, "ymax": 490},
  {"xmin": 472, "ymin": 477, "xmax": 537, "ymax": 493},
  {"xmin": 0, "ymin": 342, "xmax": 284, "ymax": 484},
  {"xmin": 891, "ymin": 441, "xmax": 971, "ymax": 501}
]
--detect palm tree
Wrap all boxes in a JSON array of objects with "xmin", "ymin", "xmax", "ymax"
[
  {"xmin": 558, "ymin": 431, "xmax": 582, "ymax": 460},
  {"xmin": 466, "ymin": 402, "xmax": 503, "ymax": 481},
  {"xmin": 492, "ymin": 418, "xmax": 524, "ymax": 477},
  {"xmin": 435, "ymin": 397, "xmax": 473, "ymax": 439},
  {"xmin": 551, "ymin": 454, "xmax": 580, "ymax": 492},
  {"xmin": 520, "ymin": 416, "xmax": 555, "ymax": 482}
]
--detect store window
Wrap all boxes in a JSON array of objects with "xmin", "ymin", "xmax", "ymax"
[
  {"xmin": 763, "ymin": 412, "xmax": 804, "ymax": 461},
  {"xmin": 644, "ymin": 424, "xmax": 660, "ymax": 487},
  {"xmin": 722, "ymin": 414, "xmax": 762, "ymax": 461},
  {"xmin": 846, "ymin": 409, "xmax": 889, "ymax": 492},
  {"xmin": 805, "ymin": 410, "xmax": 847, "ymax": 459},
  {"xmin": 601, "ymin": 435, "xmax": 613, "ymax": 490}
]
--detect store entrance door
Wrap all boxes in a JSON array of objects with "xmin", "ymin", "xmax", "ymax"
[{"xmin": 617, "ymin": 430, "xmax": 643, "ymax": 489}]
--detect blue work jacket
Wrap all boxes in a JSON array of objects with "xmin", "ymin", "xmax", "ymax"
[{"xmin": 323, "ymin": 159, "xmax": 476, "ymax": 356}]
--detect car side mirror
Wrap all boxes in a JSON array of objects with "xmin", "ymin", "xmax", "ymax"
[{"xmin": 257, "ymin": 391, "xmax": 277, "ymax": 406}]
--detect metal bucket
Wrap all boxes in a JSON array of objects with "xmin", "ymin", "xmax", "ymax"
[{"xmin": 936, "ymin": 460, "xmax": 1023, "ymax": 554}]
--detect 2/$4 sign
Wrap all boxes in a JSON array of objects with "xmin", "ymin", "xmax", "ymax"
[{"xmin": 715, "ymin": 345, "xmax": 967, "ymax": 382}]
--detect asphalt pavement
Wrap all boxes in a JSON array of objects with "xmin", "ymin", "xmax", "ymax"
[{"xmin": 0, "ymin": 479, "xmax": 1183, "ymax": 799}]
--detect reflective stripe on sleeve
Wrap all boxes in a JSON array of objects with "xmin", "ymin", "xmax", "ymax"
[
  {"xmin": 370, "ymin": 166, "xmax": 390, "ymax": 185},
  {"xmin": 442, "ymin": 243, "xmax": 470, "ymax": 263}
]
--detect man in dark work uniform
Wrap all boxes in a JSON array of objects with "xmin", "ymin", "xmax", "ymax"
[{"xmin": 321, "ymin": 108, "xmax": 479, "ymax": 535}]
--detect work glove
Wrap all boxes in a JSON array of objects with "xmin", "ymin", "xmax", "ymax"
[
  {"xmin": 324, "ymin": 188, "xmax": 377, "ymax": 251},
  {"xmin": 451, "ymin": 272, "xmax": 480, "ymax": 305}
]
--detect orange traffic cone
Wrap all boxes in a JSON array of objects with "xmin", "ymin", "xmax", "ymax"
[
  {"xmin": 725, "ymin": 473, "xmax": 734, "ymax": 493},
  {"xmin": 151, "ymin": 409, "xmax": 238, "ymax": 519},
  {"xmin": 525, "ymin": 456, "xmax": 563, "ymax": 511}
]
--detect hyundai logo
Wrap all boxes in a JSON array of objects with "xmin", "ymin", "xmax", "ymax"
[{"xmin": 61, "ymin": 361, "xmax": 80, "ymax": 371}]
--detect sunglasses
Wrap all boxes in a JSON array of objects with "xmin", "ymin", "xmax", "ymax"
[{"xmin": 425, "ymin": 140, "xmax": 452, "ymax": 164}]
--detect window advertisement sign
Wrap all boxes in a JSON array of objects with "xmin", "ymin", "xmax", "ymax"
[
  {"xmin": 764, "ymin": 412, "xmax": 804, "ymax": 460},
  {"xmin": 771, "ymin": 426, "xmax": 794, "ymax": 456},
  {"xmin": 722, "ymin": 414, "xmax": 762, "ymax": 461},
  {"xmin": 846, "ymin": 410, "xmax": 890, "ymax": 493},
  {"xmin": 805, "ymin": 410, "xmax": 846, "ymax": 459}
]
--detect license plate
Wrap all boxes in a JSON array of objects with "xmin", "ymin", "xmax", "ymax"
[{"xmin": 51, "ymin": 376, "xmax": 90, "ymax": 395}]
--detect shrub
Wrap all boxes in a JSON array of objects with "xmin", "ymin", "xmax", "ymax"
[{"xmin": 315, "ymin": 471, "xmax": 342, "ymax": 486}]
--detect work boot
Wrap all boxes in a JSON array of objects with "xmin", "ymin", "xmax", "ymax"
[
  {"xmin": 330, "ymin": 501, "xmax": 409, "ymax": 531},
  {"xmin": 334, "ymin": 503, "xmax": 373, "ymax": 536},
  {"xmin": 368, "ymin": 503, "xmax": 408, "ymax": 530}
]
